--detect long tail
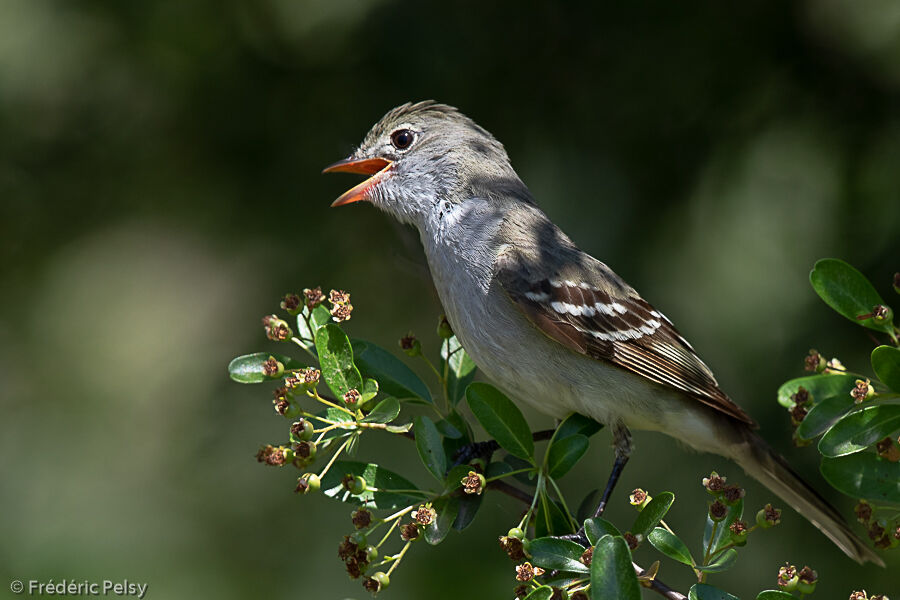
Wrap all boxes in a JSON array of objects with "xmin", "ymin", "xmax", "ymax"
[{"xmin": 727, "ymin": 423, "xmax": 884, "ymax": 566}]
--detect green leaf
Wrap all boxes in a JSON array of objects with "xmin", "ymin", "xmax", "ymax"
[
  {"xmin": 776, "ymin": 373, "xmax": 859, "ymax": 409},
  {"xmin": 546, "ymin": 434, "xmax": 590, "ymax": 479},
  {"xmin": 360, "ymin": 378, "xmax": 379, "ymax": 403},
  {"xmin": 818, "ymin": 405, "xmax": 900, "ymax": 457},
  {"xmin": 434, "ymin": 418, "xmax": 463, "ymax": 439},
  {"xmin": 321, "ymin": 461, "xmax": 422, "ymax": 510},
  {"xmin": 441, "ymin": 335, "xmax": 477, "ymax": 406},
  {"xmin": 632, "ymin": 491, "xmax": 675, "ymax": 538},
  {"xmin": 647, "ymin": 527, "xmax": 694, "ymax": 567},
  {"xmin": 466, "ymin": 382, "xmax": 534, "ymax": 462},
  {"xmin": 227, "ymin": 352, "xmax": 304, "ymax": 383},
  {"xmin": 528, "ymin": 537, "xmax": 590, "ymax": 574},
  {"xmin": 756, "ymin": 592, "xmax": 796, "ymax": 600},
  {"xmin": 821, "ymin": 453, "xmax": 900, "ymax": 503},
  {"xmin": 554, "ymin": 412, "xmax": 604, "ymax": 441},
  {"xmin": 452, "ymin": 491, "xmax": 483, "ymax": 531},
  {"xmin": 796, "ymin": 394, "xmax": 855, "ymax": 440},
  {"xmin": 522, "ymin": 587, "xmax": 554, "ymax": 600},
  {"xmin": 385, "ymin": 422, "xmax": 412, "ymax": 434},
  {"xmin": 315, "ymin": 324, "xmax": 362, "ymax": 397},
  {"xmin": 351, "ymin": 339, "xmax": 433, "ymax": 403},
  {"xmin": 295, "ymin": 304, "xmax": 332, "ymax": 353},
  {"xmin": 584, "ymin": 517, "xmax": 621, "ymax": 545},
  {"xmin": 809, "ymin": 258, "xmax": 893, "ymax": 333},
  {"xmin": 590, "ymin": 535, "xmax": 641, "ymax": 600},
  {"xmin": 704, "ymin": 499, "xmax": 742, "ymax": 555},
  {"xmin": 688, "ymin": 584, "xmax": 740, "ymax": 600},
  {"xmin": 414, "ymin": 416, "xmax": 447, "ymax": 481},
  {"xmin": 872, "ymin": 345, "xmax": 900, "ymax": 393},
  {"xmin": 361, "ymin": 397, "xmax": 400, "ymax": 424},
  {"xmin": 424, "ymin": 496, "xmax": 459, "ymax": 545},
  {"xmin": 696, "ymin": 548, "xmax": 738, "ymax": 573}
]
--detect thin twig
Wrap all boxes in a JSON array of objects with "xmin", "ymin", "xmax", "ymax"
[{"xmin": 634, "ymin": 562, "xmax": 687, "ymax": 600}]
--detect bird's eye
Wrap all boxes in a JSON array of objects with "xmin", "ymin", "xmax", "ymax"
[{"xmin": 390, "ymin": 129, "xmax": 414, "ymax": 150}]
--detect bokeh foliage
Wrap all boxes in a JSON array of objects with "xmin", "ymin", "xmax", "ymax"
[{"xmin": 2, "ymin": 1, "xmax": 899, "ymax": 598}]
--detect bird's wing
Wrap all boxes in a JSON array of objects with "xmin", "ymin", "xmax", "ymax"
[{"xmin": 494, "ymin": 221, "xmax": 754, "ymax": 426}]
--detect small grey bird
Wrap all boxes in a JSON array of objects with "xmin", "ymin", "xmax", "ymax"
[{"xmin": 324, "ymin": 101, "xmax": 881, "ymax": 565}]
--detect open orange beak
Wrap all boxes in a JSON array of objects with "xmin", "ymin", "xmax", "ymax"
[{"xmin": 322, "ymin": 157, "xmax": 393, "ymax": 207}]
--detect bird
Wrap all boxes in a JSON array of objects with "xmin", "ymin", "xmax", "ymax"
[{"xmin": 322, "ymin": 100, "xmax": 882, "ymax": 566}]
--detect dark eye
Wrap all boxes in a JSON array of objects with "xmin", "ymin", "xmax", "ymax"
[{"xmin": 390, "ymin": 129, "xmax": 414, "ymax": 150}]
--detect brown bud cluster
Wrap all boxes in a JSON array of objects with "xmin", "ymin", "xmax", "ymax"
[
  {"xmin": 580, "ymin": 546, "xmax": 593, "ymax": 566},
  {"xmin": 709, "ymin": 500, "xmax": 728, "ymax": 521},
  {"xmin": 338, "ymin": 536, "xmax": 371, "ymax": 580},
  {"xmin": 761, "ymin": 503, "xmax": 782, "ymax": 527},
  {"xmin": 300, "ymin": 368, "xmax": 321, "ymax": 385},
  {"xmin": 412, "ymin": 505, "xmax": 436, "ymax": 526},
  {"xmin": 263, "ymin": 356, "xmax": 281, "ymax": 376},
  {"xmin": 351, "ymin": 508, "xmax": 372, "ymax": 530},
  {"xmin": 777, "ymin": 564, "xmax": 797, "ymax": 588},
  {"xmin": 623, "ymin": 532, "xmax": 639, "ymax": 550},
  {"xmin": 702, "ymin": 472, "xmax": 726, "ymax": 493},
  {"xmin": 798, "ymin": 566, "xmax": 817, "ymax": 584},
  {"xmin": 263, "ymin": 315, "xmax": 292, "ymax": 341},
  {"xmin": 851, "ymin": 379, "xmax": 874, "ymax": 403},
  {"xmin": 343, "ymin": 388, "xmax": 361, "ymax": 406},
  {"xmin": 461, "ymin": 471, "xmax": 485, "ymax": 495},
  {"xmin": 331, "ymin": 303, "xmax": 353, "ymax": 322},
  {"xmin": 256, "ymin": 444, "xmax": 287, "ymax": 466},
  {"xmin": 804, "ymin": 350, "xmax": 825, "ymax": 373},
  {"xmin": 855, "ymin": 501, "xmax": 873, "ymax": 523},
  {"xmin": 280, "ymin": 293, "xmax": 301, "ymax": 313},
  {"xmin": 499, "ymin": 536, "xmax": 526, "ymax": 561},
  {"xmin": 629, "ymin": 488, "xmax": 648, "ymax": 505},
  {"xmin": 722, "ymin": 484, "xmax": 746, "ymax": 504},
  {"xmin": 304, "ymin": 286, "xmax": 325, "ymax": 309},
  {"xmin": 729, "ymin": 520, "xmax": 748, "ymax": 535},
  {"xmin": 400, "ymin": 522, "xmax": 420, "ymax": 541},
  {"xmin": 515, "ymin": 562, "xmax": 544, "ymax": 582}
]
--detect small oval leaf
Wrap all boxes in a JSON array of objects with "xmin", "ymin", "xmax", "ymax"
[
  {"xmin": 441, "ymin": 335, "xmax": 477, "ymax": 406},
  {"xmin": 315, "ymin": 324, "xmax": 362, "ymax": 397},
  {"xmin": 414, "ymin": 416, "xmax": 447, "ymax": 481},
  {"xmin": 820, "ymin": 453, "xmax": 900, "ymax": 502},
  {"xmin": 362, "ymin": 397, "xmax": 401, "ymax": 424},
  {"xmin": 696, "ymin": 548, "xmax": 738, "ymax": 573},
  {"xmin": 872, "ymin": 345, "xmax": 900, "ymax": 393},
  {"xmin": 522, "ymin": 586, "xmax": 554, "ymax": 600},
  {"xmin": 424, "ymin": 496, "xmax": 459, "ymax": 545},
  {"xmin": 777, "ymin": 373, "xmax": 859, "ymax": 409},
  {"xmin": 227, "ymin": 352, "xmax": 304, "ymax": 383},
  {"xmin": 809, "ymin": 259, "xmax": 893, "ymax": 333},
  {"xmin": 590, "ymin": 535, "xmax": 640, "ymax": 600},
  {"xmin": 632, "ymin": 491, "xmax": 675, "ymax": 538},
  {"xmin": 547, "ymin": 434, "xmax": 590, "ymax": 479},
  {"xmin": 647, "ymin": 527, "xmax": 694, "ymax": 566},
  {"xmin": 796, "ymin": 394, "xmax": 855, "ymax": 440},
  {"xmin": 584, "ymin": 517, "xmax": 621, "ymax": 545},
  {"xmin": 466, "ymin": 382, "xmax": 534, "ymax": 462},
  {"xmin": 528, "ymin": 537, "xmax": 590, "ymax": 574},
  {"xmin": 818, "ymin": 405, "xmax": 900, "ymax": 457}
]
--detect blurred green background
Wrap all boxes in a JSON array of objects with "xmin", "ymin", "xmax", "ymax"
[{"xmin": 2, "ymin": 0, "xmax": 898, "ymax": 598}]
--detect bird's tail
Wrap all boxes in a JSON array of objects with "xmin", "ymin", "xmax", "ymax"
[{"xmin": 726, "ymin": 423, "xmax": 884, "ymax": 566}]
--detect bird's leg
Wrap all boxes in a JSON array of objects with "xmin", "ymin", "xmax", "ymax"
[
  {"xmin": 559, "ymin": 424, "xmax": 633, "ymax": 544},
  {"xmin": 592, "ymin": 424, "xmax": 632, "ymax": 519}
]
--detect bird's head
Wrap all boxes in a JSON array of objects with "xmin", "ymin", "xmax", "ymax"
[{"xmin": 324, "ymin": 101, "xmax": 527, "ymax": 229}]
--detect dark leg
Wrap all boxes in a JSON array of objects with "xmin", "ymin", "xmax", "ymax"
[
  {"xmin": 449, "ymin": 429, "xmax": 556, "ymax": 469},
  {"xmin": 561, "ymin": 424, "xmax": 632, "ymax": 544},
  {"xmin": 592, "ymin": 424, "xmax": 632, "ymax": 518}
]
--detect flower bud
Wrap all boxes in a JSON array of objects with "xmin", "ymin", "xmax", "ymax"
[
  {"xmin": 365, "ymin": 545, "xmax": 379, "ymax": 562},
  {"xmin": 756, "ymin": 504, "xmax": 782, "ymax": 528},
  {"xmin": 709, "ymin": 500, "xmax": 728, "ymax": 522},
  {"xmin": 280, "ymin": 293, "xmax": 302, "ymax": 315},
  {"xmin": 508, "ymin": 527, "xmax": 525, "ymax": 540},
  {"xmin": 461, "ymin": 471, "xmax": 486, "ymax": 495},
  {"xmin": 804, "ymin": 349, "xmax": 826, "ymax": 373},
  {"xmin": 296, "ymin": 473, "xmax": 320, "ymax": 494},
  {"xmin": 364, "ymin": 572, "xmax": 389, "ymax": 594},
  {"xmin": 352, "ymin": 508, "xmax": 372, "ymax": 529},
  {"xmin": 348, "ymin": 475, "xmax": 367, "ymax": 495},
  {"xmin": 728, "ymin": 520, "xmax": 749, "ymax": 546},
  {"xmin": 776, "ymin": 564, "xmax": 798, "ymax": 592},
  {"xmin": 629, "ymin": 488, "xmax": 650, "ymax": 509},
  {"xmin": 399, "ymin": 334, "xmax": 421, "ymax": 357},
  {"xmin": 851, "ymin": 379, "xmax": 875, "ymax": 403},
  {"xmin": 796, "ymin": 566, "xmax": 817, "ymax": 594},
  {"xmin": 263, "ymin": 356, "xmax": 284, "ymax": 378},
  {"xmin": 293, "ymin": 441, "xmax": 317, "ymax": 461},
  {"xmin": 437, "ymin": 314, "xmax": 453, "ymax": 339},
  {"xmin": 291, "ymin": 419, "xmax": 315, "ymax": 442},
  {"xmin": 701, "ymin": 472, "xmax": 726, "ymax": 495}
]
